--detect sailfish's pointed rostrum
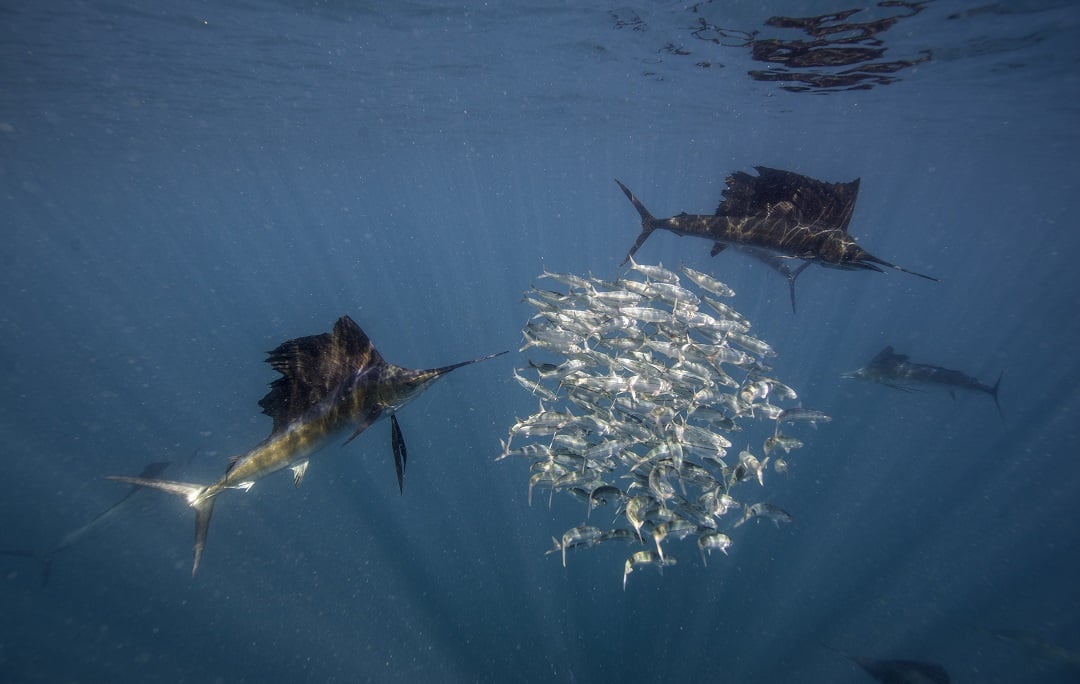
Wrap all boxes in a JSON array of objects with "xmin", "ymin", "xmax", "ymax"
[
  {"xmin": 109, "ymin": 315, "xmax": 506, "ymax": 575},
  {"xmin": 616, "ymin": 166, "xmax": 938, "ymax": 282}
]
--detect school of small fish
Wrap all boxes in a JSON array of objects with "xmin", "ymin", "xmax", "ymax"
[{"xmin": 500, "ymin": 259, "xmax": 830, "ymax": 588}]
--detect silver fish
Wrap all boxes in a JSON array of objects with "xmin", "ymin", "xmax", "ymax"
[
  {"xmin": 623, "ymin": 550, "xmax": 676, "ymax": 590},
  {"xmin": 735, "ymin": 502, "xmax": 793, "ymax": 528},
  {"xmin": 776, "ymin": 407, "xmax": 832, "ymax": 425},
  {"xmin": 556, "ymin": 525, "xmax": 603, "ymax": 567},
  {"xmin": 679, "ymin": 265, "xmax": 736, "ymax": 298},
  {"xmin": 626, "ymin": 255, "xmax": 680, "ymax": 284},
  {"xmin": 697, "ymin": 532, "xmax": 732, "ymax": 566}
]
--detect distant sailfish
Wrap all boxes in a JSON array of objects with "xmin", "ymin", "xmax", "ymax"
[
  {"xmin": 1, "ymin": 461, "xmax": 169, "ymax": 585},
  {"xmin": 822, "ymin": 642, "xmax": 951, "ymax": 684},
  {"xmin": 843, "ymin": 345, "xmax": 1003, "ymax": 418},
  {"xmin": 616, "ymin": 167, "xmax": 938, "ymax": 281},
  {"xmin": 110, "ymin": 315, "xmax": 506, "ymax": 575},
  {"xmin": 845, "ymin": 655, "xmax": 951, "ymax": 684}
]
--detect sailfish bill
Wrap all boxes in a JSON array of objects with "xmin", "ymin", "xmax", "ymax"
[
  {"xmin": 615, "ymin": 167, "xmax": 938, "ymax": 282},
  {"xmin": 109, "ymin": 315, "xmax": 506, "ymax": 575}
]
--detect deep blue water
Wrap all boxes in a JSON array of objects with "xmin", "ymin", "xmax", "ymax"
[{"xmin": 2, "ymin": 1, "xmax": 1079, "ymax": 682}]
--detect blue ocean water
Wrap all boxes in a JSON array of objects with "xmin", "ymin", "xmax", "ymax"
[{"xmin": 2, "ymin": 1, "xmax": 1078, "ymax": 681}]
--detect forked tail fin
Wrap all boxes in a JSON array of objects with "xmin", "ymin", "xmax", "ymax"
[
  {"xmin": 990, "ymin": 371, "xmax": 1004, "ymax": 421},
  {"xmin": 615, "ymin": 180, "xmax": 658, "ymax": 265},
  {"xmin": 0, "ymin": 547, "xmax": 52, "ymax": 587},
  {"xmin": 107, "ymin": 476, "xmax": 215, "ymax": 576}
]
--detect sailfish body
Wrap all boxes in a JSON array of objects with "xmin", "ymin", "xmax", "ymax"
[
  {"xmin": 843, "ymin": 345, "xmax": 1003, "ymax": 418},
  {"xmin": 616, "ymin": 166, "xmax": 937, "ymax": 281},
  {"xmin": 110, "ymin": 315, "xmax": 505, "ymax": 575}
]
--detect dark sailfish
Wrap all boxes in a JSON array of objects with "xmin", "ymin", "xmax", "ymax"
[
  {"xmin": 846, "ymin": 655, "xmax": 951, "ymax": 684},
  {"xmin": 616, "ymin": 166, "xmax": 937, "ymax": 281},
  {"xmin": 110, "ymin": 315, "xmax": 506, "ymax": 575},
  {"xmin": 822, "ymin": 643, "xmax": 951, "ymax": 684},
  {"xmin": 843, "ymin": 345, "xmax": 1003, "ymax": 418},
  {"xmin": 988, "ymin": 628, "xmax": 1080, "ymax": 671}
]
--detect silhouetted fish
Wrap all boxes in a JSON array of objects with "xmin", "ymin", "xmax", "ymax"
[
  {"xmin": 616, "ymin": 167, "xmax": 937, "ymax": 280},
  {"xmin": 848, "ymin": 655, "xmax": 951, "ymax": 684},
  {"xmin": 109, "ymin": 315, "xmax": 505, "ymax": 575},
  {"xmin": 843, "ymin": 345, "xmax": 1003, "ymax": 418},
  {"xmin": 1, "ymin": 461, "xmax": 170, "ymax": 586},
  {"xmin": 990, "ymin": 628, "xmax": 1080, "ymax": 670}
]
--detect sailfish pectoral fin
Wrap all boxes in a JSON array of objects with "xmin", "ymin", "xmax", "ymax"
[
  {"xmin": 788, "ymin": 261, "xmax": 812, "ymax": 314},
  {"xmin": 391, "ymin": 414, "xmax": 407, "ymax": 495}
]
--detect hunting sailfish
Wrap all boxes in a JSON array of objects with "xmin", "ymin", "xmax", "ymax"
[
  {"xmin": 822, "ymin": 643, "xmax": 951, "ymax": 684},
  {"xmin": 616, "ymin": 166, "xmax": 938, "ymax": 281},
  {"xmin": 110, "ymin": 315, "xmax": 506, "ymax": 575},
  {"xmin": 843, "ymin": 345, "xmax": 1003, "ymax": 418}
]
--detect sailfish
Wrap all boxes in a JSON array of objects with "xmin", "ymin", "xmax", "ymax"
[
  {"xmin": 843, "ymin": 345, "xmax": 1003, "ymax": 418},
  {"xmin": 109, "ymin": 315, "xmax": 506, "ymax": 575},
  {"xmin": 821, "ymin": 643, "xmax": 951, "ymax": 684},
  {"xmin": 616, "ymin": 166, "xmax": 937, "ymax": 281}
]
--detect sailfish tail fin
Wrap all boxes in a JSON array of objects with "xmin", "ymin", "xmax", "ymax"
[
  {"xmin": 990, "ymin": 371, "xmax": 1004, "ymax": 421},
  {"xmin": 616, "ymin": 180, "xmax": 659, "ymax": 266},
  {"xmin": 107, "ymin": 476, "xmax": 215, "ymax": 576},
  {"xmin": 0, "ymin": 547, "xmax": 53, "ymax": 587}
]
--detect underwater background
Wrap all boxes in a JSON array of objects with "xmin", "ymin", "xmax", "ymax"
[{"xmin": 2, "ymin": 1, "xmax": 1078, "ymax": 682}]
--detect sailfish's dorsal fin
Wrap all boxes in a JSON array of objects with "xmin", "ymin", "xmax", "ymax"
[
  {"xmin": 718, "ymin": 166, "xmax": 861, "ymax": 232},
  {"xmin": 869, "ymin": 345, "xmax": 908, "ymax": 368},
  {"xmin": 259, "ymin": 315, "xmax": 385, "ymax": 435}
]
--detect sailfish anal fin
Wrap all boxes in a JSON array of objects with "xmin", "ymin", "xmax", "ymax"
[
  {"xmin": 391, "ymin": 414, "xmax": 407, "ymax": 495},
  {"xmin": 291, "ymin": 460, "xmax": 309, "ymax": 488}
]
